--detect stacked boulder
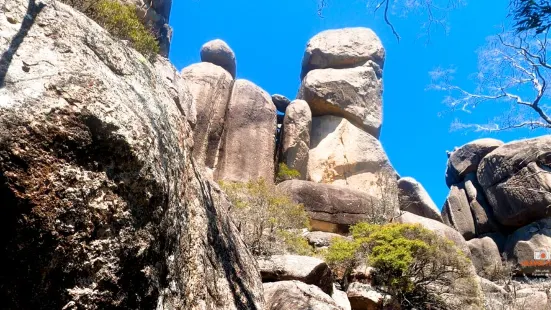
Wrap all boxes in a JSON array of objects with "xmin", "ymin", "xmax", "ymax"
[
  {"xmin": 182, "ymin": 39, "xmax": 277, "ymax": 183},
  {"xmin": 278, "ymin": 28, "xmax": 399, "ymax": 233}
]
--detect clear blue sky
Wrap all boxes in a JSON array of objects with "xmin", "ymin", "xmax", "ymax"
[{"xmin": 169, "ymin": 0, "xmax": 547, "ymax": 209}]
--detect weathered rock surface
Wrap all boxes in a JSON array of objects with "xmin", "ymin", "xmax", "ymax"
[
  {"xmin": 505, "ymin": 218, "xmax": 551, "ymax": 275},
  {"xmin": 280, "ymin": 100, "xmax": 311, "ymax": 179},
  {"xmin": 257, "ymin": 255, "xmax": 333, "ymax": 294},
  {"xmin": 307, "ymin": 116, "xmax": 395, "ymax": 197},
  {"xmin": 514, "ymin": 289, "xmax": 549, "ymax": 310},
  {"xmin": 305, "ymin": 231, "xmax": 347, "ymax": 248},
  {"xmin": 397, "ymin": 177, "xmax": 443, "ymax": 222},
  {"xmin": 346, "ymin": 282, "xmax": 386, "ymax": 310},
  {"xmin": 215, "ymin": 79, "xmax": 277, "ymax": 183},
  {"xmin": 278, "ymin": 180, "xmax": 397, "ymax": 233},
  {"xmin": 397, "ymin": 212, "xmax": 471, "ymax": 256},
  {"xmin": 332, "ymin": 286, "xmax": 352, "ymax": 310},
  {"xmin": 445, "ymin": 138, "xmax": 504, "ymax": 187},
  {"xmin": 272, "ymin": 94, "xmax": 291, "ymax": 112},
  {"xmin": 200, "ymin": 39, "xmax": 237, "ymax": 78},
  {"xmin": 180, "ymin": 62, "xmax": 233, "ymax": 168},
  {"xmin": 299, "ymin": 64, "xmax": 382, "ymax": 137},
  {"xmin": 464, "ymin": 173, "xmax": 500, "ymax": 236},
  {"xmin": 477, "ymin": 136, "xmax": 551, "ymax": 228},
  {"xmin": 442, "ymin": 184, "xmax": 477, "ymax": 240},
  {"xmin": 467, "ymin": 237, "xmax": 502, "ymax": 277},
  {"xmin": 0, "ymin": 1, "xmax": 264, "ymax": 308},
  {"xmin": 301, "ymin": 27, "xmax": 385, "ymax": 78},
  {"xmin": 264, "ymin": 281, "xmax": 341, "ymax": 310}
]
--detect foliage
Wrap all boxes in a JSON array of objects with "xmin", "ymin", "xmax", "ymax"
[
  {"xmin": 219, "ymin": 179, "xmax": 312, "ymax": 256},
  {"xmin": 60, "ymin": 0, "xmax": 159, "ymax": 60},
  {"xmin": 511, "ymin": 0, "xmax": 551, "ymax": 34},
  {"xmin": 325, "ymin": 222, "xmax": 476, "ymax": 309},
  {"xmin": 276, "ymin": 163, "xmax": 301, "ymax": 183}
]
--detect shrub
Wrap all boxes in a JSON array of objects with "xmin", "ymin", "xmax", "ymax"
[
  {"xmin": 276, "ymin": 162, "xmax": 301, "ymax": 183},
  {"xmin": 325, "ymin": 222, "xmax": 476, "ymax": 309},
  {"xmin": 61, "ymin": 0, "xmax": 160, "ymax": 60},
  {"xmin": 219, "ymin": 179, "xmax": 311, "ymax": 256}
]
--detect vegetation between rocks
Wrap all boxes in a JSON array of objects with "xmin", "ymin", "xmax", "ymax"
[
  {"xmin": 61, "ymin": 0, "xmax": 159, "ymax": 59},
  {"xmin": 219, "ymin": 179, "xmax": 313, "ymax": 256},
  {"xmin": 276, "ymin": 162, "xmax": 301, "ymax": 183},
  {"xmin": 326, "ymin": 222, "xmax": 479, "ymax": 309}
]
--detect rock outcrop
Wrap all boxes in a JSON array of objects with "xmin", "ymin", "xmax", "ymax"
[
  {"xmin": 280, "ymin": 100, "xmax": 311, "ymax": 179},
  {"xmin": 215, "ymin": 79, "xmax": 277, "ymax": 183},
  {"xmin": 442, "ymin": 184, "xmax": 477, "ymax": 240},
  {"xmin": 477, "ymin": 136, "xmax": 551, "ymax": 228},
  {"xmin": 467, "ymin": 237, "xmax": 502, "ymax": 277},
  {"xmin": 397, "ymin": 177, "xmax": 443, "ymax": 222},
  {"xmin": 505, "ymin": 218, "xmax": 551, "ymax": 275},
  {"xmin": 200, "ymin": 39, "xmax": 237, "ymax": 78},
  {"xmin": 264, "ymin": 281, "xmax": 341, "ymax": 310},
  {"xmin": 278, "ymin": 180, "xmax": 397, "ymax": 233},
  {"xmin": 307, "ymin": 116, "xmax": 396, "ymax": 196},
  {"xmin": 272, "ymin": 94, "xmax": 291, "ymax": 112},
  {"xmin": 298, "ymin": 63, "xmax": 382, "ymax": 138},
  {"xmin": 257, "ymin": 255, "xmax": 333, "ymax": 295},
  {"xmin": 181, "ymin": 62, "xmax": 233, "ymax": 168},
  {"xmin": 0, "ymin": 0, "xmax": 264, "ymax": 308},
  {"xmin": 300, "ymin": 27, "xmax": 385, "ymax": 78},
  {"xmin": 347, "ymin": 282, "xmax": 387, "ymax": 310}
]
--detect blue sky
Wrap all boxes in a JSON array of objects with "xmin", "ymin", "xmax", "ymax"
[{"xmin": 169, "ymin": 0, "xmax": 547, "ymax": 208}]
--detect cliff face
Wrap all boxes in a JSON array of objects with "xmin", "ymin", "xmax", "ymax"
[{"xmin": 0, "ymin": 0, "xmax": 263, "ymax": 308}]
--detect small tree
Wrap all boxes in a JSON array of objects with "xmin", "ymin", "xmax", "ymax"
[
  {"xmin": 276, "ymin": 162, "xmax": 301, "ymax": 183},
  {"xmin": 325, "ymin": 222, "xmax": 478, "ymax": 309},
  {"xmin": 219, "ymin": 179, "xmax": 312, "ymax": 256}
]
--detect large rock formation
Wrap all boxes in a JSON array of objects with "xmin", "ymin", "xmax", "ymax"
[
  {"xmin": 215, "ymin": 79, "xmax": 277, "ymax": 183},
  {"xmin": 442, "ymin": 184, "xmax": 477, "ymax": 240},
  {"xmin": 277, "ymin": 180, "xmax": 397, "ymax": 233},
  {"xmin": 397, "ymin": 177, "xmax": 443, "ymax": 222},
  {"xmin": 505, "ymin": 218, "xmax": 551, "ymax": 275},
  {"xmin": 280, "ymin": 100, "xmax": 312, "ymax": 179},
  {"xmin": 307, "ymin": 116, "xmax": 395, "ymax": 197},
  {"xmin": 477, "ymin": 135, "xmax": 551, "ymax": 228},
  {"xmin": 180, "ymin": 62, "xmax": 233, "ymax": 168},
  {"xmin": 263, "ymin": 281, "xmax": 341, "ymax": 310},
  {"xmin": 0, "ymin": 0, "xmax": 264, "ymax": 308},
  {"xmin": 300, "ymin": 27, "xmax": 385, "ymax": 78},
  {"xmin": 467, "ymin": 237, "xmax": 502, "ymax": 277},
  {"xmin": 298, "ymin": 63, "xmax": 383, "ymax": 137}
]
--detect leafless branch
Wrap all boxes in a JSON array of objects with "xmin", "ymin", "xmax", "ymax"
[{"xmin": 430, "ymin": 29, "xmax": 551, "ymax": 132}]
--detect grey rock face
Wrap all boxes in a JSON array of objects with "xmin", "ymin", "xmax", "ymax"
[
  {"xmin": 347, "ymin": 282, "xmax": 387, "ymax": 310},
  {"xmin": 215, "ymin": 79, "xmax": 277, "ymax": 183},
  {"xmin": 200, "ymin": 39, "xmax": 237, "ymax": 78},
  {"xmin": 445, "ymin": 138, "xmax": 504, "ymax": 187},
  {"xmin": 0, "ymin": 0, "xmax": 264, "ymax": 308},
  {"xmin": 442, "ymin": 184, "xmax": 477, "ymax": 240},
  {"xmin": 331, "ymin": 286, "xmax": 352, "ymax": 310},
  {"xmin": 397, "ymin": 177, "xmax": 443, "ymax": 222},
  {"xmin": 272, "ymin": 94, "xmax": 291, "ymax": 112},
  {"xmin": 280, "ymin": 100, "xmax": 311, "ymax": 179},
  {"xmin": 477, "ymin": 136, "xmax": 551, "ymax": 228},
  {"xmin": 463, "ymin": 173, "xmax": 500, "ymax": 236},
  {"xmin": 397, "ymin": 212, "xmax": 471, "ymax": 256},
  {"xmin": 467, "ymin": 237, "xmax": 502, "ymax": 277},
  {"xmin": 257, "ymin": 255, "xmax": 333, "ymax": 295},
  {"xmin": 300, "ymin": 27, "xmax": 385, "ymax": 78},
  {"xmin": 305, "ymin": 231, "xmax": 347, "ymax": 248},
  {"xmin": 264, "ymin": 281, "xmax": 341, "ymax": 310},
  {"xmin": 298, "ymin": 63, "xmax": 382, "ymax": 138},
  {"xmin": 277, "ymin": 180, "xmax": 397, "ymax": 233},
  {"xmin": 307, "ymin": 116, "xmax": 396, "ymax": 197},
  {"xmin": 505, "ymin": 218, "xmax": 551, "ymax": 276},
  {"xmin": 180, "ymin": 62, "xmax": 233, "ymax": 168}
]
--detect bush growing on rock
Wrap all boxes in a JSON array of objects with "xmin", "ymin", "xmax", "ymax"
[
  {"xmin": 325, "ymin": 222, "xmax": 478, "ymax": 309},
  {"xmin": 220, "ymin": 179, "xmax": 312, "ymax": 256},
  {"xmin": 276, "ymin": 162, "xmax": 302, "ymax": 183},
  {"xmin": 61, "ymin": 0, "xmax": 160, "ymax": 59}
]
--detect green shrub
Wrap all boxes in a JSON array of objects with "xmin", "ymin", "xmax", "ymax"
[
  {"xmin": 62, "ymin": 0, "xmax": 159, "ymax": 60},
  {"xmin": 276, "ymin": 163, "xmax": 301, "ymax": 183},
  {"xmin": 325, "ymin": 222, "xmax": 476, "ymax": 309},
  {"xmin": 220, "ymin": 179, "xmax": 311, "ymax": 256}
]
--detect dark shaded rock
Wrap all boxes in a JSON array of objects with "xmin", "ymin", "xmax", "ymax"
[
  {"xmin": 272, "ymin": 94, "xmax": 291, "ymax": 112},
  {"xmin": 445, "ymin": 138, "xmax": 504, "ymax": 187},
  {"xmin": 397, "ymin": 177, "xmax": 442, "ymax": 222},
  {"xmin": 442, "ymin": 184, "xmax": 477, "ymax": 240}
]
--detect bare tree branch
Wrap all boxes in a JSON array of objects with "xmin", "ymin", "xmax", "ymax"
[{"xmin": 430, "ymin": 29, "xmax": 551, "ymax": 132}]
